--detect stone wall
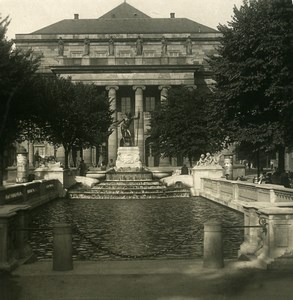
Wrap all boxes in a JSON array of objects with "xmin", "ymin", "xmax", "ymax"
[
  {"xmin": 199, "ymin": 177, "xmax": 293, "ymax": 267},
  {"xmin": 0, "ymin": 180, "xmax": 59, "ymax": 208}
]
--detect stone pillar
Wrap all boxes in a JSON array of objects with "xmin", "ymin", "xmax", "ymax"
[
  {"xmin": 133, "ymin": 86, "xmax": 145, "ymax": 162},
  {"xmin": 0, "ymin": 210, "xmax": 18, "ymax": 271},
  {"xmin": 148, "ymin": 143, "xmax": 154, "ymax": 167},
  {"xmin": 16, "ymin": 147, "xmax": 29, "ymax": 183},
  {"xmin": 106, "ymin": 86, "xmax": 119, "ymax": 162},
  {"xmin": 158, "ymin": 86, "xmax": 171, "ymax": 167},
  {"xmin": 239, "ymin": 206, "xmax": 265, "ymax": 260},
  {"xmin": 53, "ymin": 224, "xmax": 73, "ymax": 271},
  {"xmin": 92, "ymin": 147, "xmax": 97, "ymax": 167},
  {"xmin": 16, "ymin": 207, "xmax": 32, "ymax": 259},
  {"xmin": 28, "ymin": 141, "xmax": 34, "ymax": 168},
  {"xmin": 203, "ymin": 220, "xmax": 224, "ymax": 269}
]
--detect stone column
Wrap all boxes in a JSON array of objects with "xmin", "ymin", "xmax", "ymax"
[
  {"xmin": 106, "ymin": 86, "xmax": 119, "ymax": 162},
  {"xmin": 148, "ymin": 143, "xmax": 154, "ymax": 167},
  {"xmin": 16, "ymin": 147, "xmax": 29, "ymax": 183},
  {"xmin": 28, "ymin": 141, "xmax": 34, "ymax": 168},
  {"xmin": 83, "ymin": 148, "xmax": 92, "ymax": 166},
  {"xmin": 158, "ymin": 86, "xmax": 171, "ymax": 167},
  {"xmin": 133, "ymin": 86, "xmax": 145, "ymax": 162},
  {"xmin": 91, "ymin": 147, "xmax": 97, "ymax": 167},
  {"xmin": 53, "ymin": 223, "xmax": 73, "ymax": 271}
]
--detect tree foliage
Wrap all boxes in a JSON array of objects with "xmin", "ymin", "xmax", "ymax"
[
  {"xmin": 0, "ymin": 16, "xmax": 41, "ymax": 147},
  {"xmin": 148, "ymin": 86, "xmax": 225, "ymax": 166},
  {"xmin": 207, "ymin": 0, "xmax": 293, "ymax": 170},
  {"xmin": 0, "ymin": 16, "xmax": 41, "ymax": 185},
  {"xmin": 34, "ymin": 76, "xmax": 113, "ymax": 168}
]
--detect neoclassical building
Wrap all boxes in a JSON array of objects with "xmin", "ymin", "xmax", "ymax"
[{"xmin": 14, "ymin": 1, "xmax": 220, "ymax": 167}]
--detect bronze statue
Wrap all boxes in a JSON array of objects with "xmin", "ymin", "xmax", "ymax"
[{"xmin": 119, "ymin": 112, "xmax": 140, "ymax": 146}]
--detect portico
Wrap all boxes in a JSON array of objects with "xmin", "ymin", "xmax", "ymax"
[{"xmin": 14, "ymin": 1, "xmax": 220, "ymax": 167}]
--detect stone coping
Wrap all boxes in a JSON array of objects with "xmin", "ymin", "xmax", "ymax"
[
  {"xmin": 192, "ymin": 165, "xmax": 223, "ymax": 170},
  {"xmin": 203, "ymin": 177, "xmax": 292, "ymax": 192},
  {"xmin": 258, "ymin": 207, "xmax": 293, "ymax": 215},
  {"xmin": 0, "ymin": 204, "xmax": 30, "ymax": 217}
]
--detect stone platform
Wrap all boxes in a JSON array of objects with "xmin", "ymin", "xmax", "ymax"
[{"xmin": 115, "ymin": 146, "xmax": 142, "ymax": 171}]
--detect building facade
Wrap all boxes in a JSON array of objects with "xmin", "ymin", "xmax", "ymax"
[{"xmin": 14, "ymin": 2, "xmax": 221, "ymax": 167}]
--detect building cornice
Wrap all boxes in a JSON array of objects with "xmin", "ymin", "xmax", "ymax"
[{"xmin": 50, "ymin": 64, "xmax": 203, "ymax": 74}]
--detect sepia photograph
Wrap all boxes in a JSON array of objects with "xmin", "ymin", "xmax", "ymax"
[{"xmin": 0, "ymin": 0, "xmax": 293, "ymax": 299}]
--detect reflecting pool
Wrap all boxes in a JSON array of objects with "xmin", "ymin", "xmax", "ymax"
[{"xmin": 29, "ymin": 197, "xmax": 243, "ymax": 261}]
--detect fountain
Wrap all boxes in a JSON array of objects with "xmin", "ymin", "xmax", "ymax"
[{"xmin": 68, "ymin": 146, "xmax": 190, "ymax": 200}]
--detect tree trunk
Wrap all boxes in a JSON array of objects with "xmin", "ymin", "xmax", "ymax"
[
  {"xmin": 188, "ymin": 155, "xmax": 193, "ymax": 168},
  {"xmin": 0, "ymin": 149, "xmax": 4, "ymax": 187},
  {"xmin": 64, "ymin": 147, "xmax": 70, "ymax": 169},
  {"xmin": 278, "ymin": 145, "xmax": 285, "ymax": 173},
  {"xmin": 256, "ymin": 149, "xmax": 260, "ymax": 179}
]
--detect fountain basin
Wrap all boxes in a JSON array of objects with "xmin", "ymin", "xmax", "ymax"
[
  {"xmin": 86, "ymin": 170, "xmax": 106, "ymax": 180},
  {"xmin": 152, "ymin": 170, "xmax": 172, "ymax": 179}
]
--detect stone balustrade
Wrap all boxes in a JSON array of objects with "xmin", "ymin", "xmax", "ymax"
[
  {"xmin": 0, "ymin": 205, "xmax": 32, "ymax": 271},
  {"xmin": 0, "ymin": 180, "xmax": 59, "ymax": 208},
  {"xmin": 199, "ymin": 177, "xmax": 293, "ymax": 268},
  {"xmin": 200, "ymin": 178, "xmax": 293, "ymax": 212},
  {"xmin": 0, "ymin": 179, "xmax": 60, "ymax": 271}
]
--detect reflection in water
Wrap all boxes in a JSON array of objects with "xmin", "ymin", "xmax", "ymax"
[{"xmin": 29, "ymin": 197, "xmax": 243, "ymax": 261}]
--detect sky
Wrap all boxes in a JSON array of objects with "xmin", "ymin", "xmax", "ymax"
[{"xmin": 1, "ymin": 0, "xmax": 244, "ymax": 39}]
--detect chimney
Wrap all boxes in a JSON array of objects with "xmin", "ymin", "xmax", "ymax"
[
  {"xmin": 74, "ymin": 14, "xmax": 79, "ymax": 19},
  {"xmin": 170, "ymin": 13, "xmax": 175, "ymax": 18}
]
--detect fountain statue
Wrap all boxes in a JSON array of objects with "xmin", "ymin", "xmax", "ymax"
[{"xmin": 118, "ymin": 112, "xmax": 140, "ymax": 146}]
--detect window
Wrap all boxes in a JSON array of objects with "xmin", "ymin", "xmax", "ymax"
[
  {"xmin": 95, "ymin": 51, "xmax": 107, "ymax": 57},
  {"xmin": 145, "ymin": 97, "xmax": 156, "ymax": 112},
  {"xmin": 119, "ymin": 50, "xmax": 132, "ymax": 57},
  {"xmin": 144, "ymin": 51, "xmax": 155, "ymax": 57},
  {"xmin": 70, "ymin": 51, "xmax": 82, "ymax": 58},
  {"xmin": 169, "ymin": 51, "xmax": 180, "ymax": 57},
  {"xmin": 121, "ymin": 97, "xmax": 131, "ymax": 113}
]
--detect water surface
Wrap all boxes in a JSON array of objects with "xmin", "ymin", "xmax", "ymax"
[{"xmin": 29, "ymin": 197, "xmax": 243, "ymax": 261}]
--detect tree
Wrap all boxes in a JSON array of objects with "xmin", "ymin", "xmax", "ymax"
[
  {"xmin": 148, "ymin": 86, "xmax": 225, "ymax": 167},
  {"xmin": 0, "ymin": 16, "xmax": 41, "ymax": 186},
  {"xmin": 208, "ymin": 0, "xmax": 293, "ymax": 172},
  {"xmin": 35, "ymin": 76, "xmax": 113, "ymax": 168}
]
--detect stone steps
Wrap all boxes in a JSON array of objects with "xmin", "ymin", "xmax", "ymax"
[
  {"xmin": 68, "ymin": 178, "xmax": 190, "ymax": 200},
  {"xmin": 68, "ymin": 190, "xmax": 190, "ymax": 200},
  {"xmin": 96, "ymin": 181, "xmax": 161, "ymax": 186},
  {"xmin": 69, "ymin": 169, "xmax": 191, "ymax": 200}
]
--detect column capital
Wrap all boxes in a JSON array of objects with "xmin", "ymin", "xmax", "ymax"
[
  {"xmin": 105, "ymin": 85, "xmax": 119, "ymax": 91},
  {"xmin": 132, "ymin": 85, "xmax": 146, "ymax": 91},
  {"xmin": 158, "ymin": 85, "xmax": 171, "ymax": 91}
]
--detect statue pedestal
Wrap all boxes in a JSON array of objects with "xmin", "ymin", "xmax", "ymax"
[
  {"xmin": 115, "ymin": 147, "xmax": 142, "ymax": 171},
  {"xmin": 192, "ymin": 165, "xmax": 223, "ymax": 196}
]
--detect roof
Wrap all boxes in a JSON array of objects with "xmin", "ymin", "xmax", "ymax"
[
  {"xmin": 31, "ymin": 2, "xmax": 217, "ymax": 35},
  {"xmin": 98, "ymin": 2, "xmax": 151, "ymax": 19}
]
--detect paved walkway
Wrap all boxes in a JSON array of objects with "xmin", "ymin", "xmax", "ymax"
[{"xmin": 1, "ymin": 259, "xmax": 293, "ymax": 300}]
